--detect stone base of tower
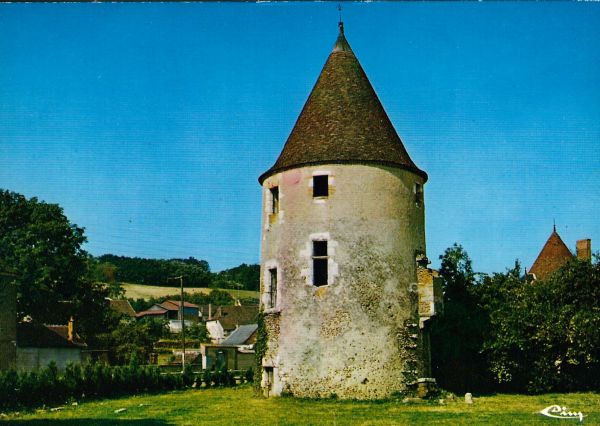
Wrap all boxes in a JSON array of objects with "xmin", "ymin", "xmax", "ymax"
[{"xmin": 260, "ymin": 311, "xmax": 429, "ymax": 400}]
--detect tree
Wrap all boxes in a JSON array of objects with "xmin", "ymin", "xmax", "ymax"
[
  {"xmin": 92, "ymin": 260, "xmax": 124, "ymax": 299},
  {"xmin": 0, "ymin": 189, "xmax": 111, "ymax": 339},
  {"xmin": 429, "ymin": 244, "xmax": 492, "ymax": 393},
  {"xmin": 105, "ymin": 319, "xmax": 167, "ymax": 364},
  {"xmin": 483, "ymin": 258, "xmax": 600, "ymax": 393}
]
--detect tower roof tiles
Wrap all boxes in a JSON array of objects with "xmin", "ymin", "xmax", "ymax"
[
  {"xmin": 529, "ymin": 228, "xmax": 573, "ymax": 281},
  {"xmin": 259, "ymin": 24, "xmax": 426, "ymax": 184}
]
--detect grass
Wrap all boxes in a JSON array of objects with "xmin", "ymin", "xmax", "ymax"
[
  {"xmin": 121, "ymin": 283, "xmax": 259, "ymax": 301},
  {"xmin": 2, "ymin": 385, "xmax": 599, "ymax": 425}
]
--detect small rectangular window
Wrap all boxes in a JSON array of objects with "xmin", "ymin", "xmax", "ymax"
[
  {"xmin": 270, "ymin": 187, "xmax": 279, "ymax": 214},
  {"xmin": 313, "ymin": 175, "xmax": 328, "ymax": 198},
  {"xmin": 268, "ymin": 268, "xmax": 277, "ymax": 309},
  {"xmin": 312, "ymin": 241, "xmax": 328, "ymax": 286},
  {"xmin": 313, "ymin": 240, "xmax": 328, "ymax": 257}
]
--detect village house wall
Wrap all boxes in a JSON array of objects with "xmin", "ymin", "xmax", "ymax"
[{"xmin": 16, "ymin": 347, "xmax": 83, "ymax": 371}]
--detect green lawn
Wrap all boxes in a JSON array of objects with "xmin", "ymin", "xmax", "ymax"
[
  {"xmin": 2, "ymin": 386, "xmax": 599, "ymax": 425},
  {"xmin": 121, "ymin": 283, "xmax": 259, "ymax": 301}
]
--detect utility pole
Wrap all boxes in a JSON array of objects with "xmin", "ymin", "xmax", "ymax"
[{"xmin": 169, "ymin": 275, "xmax": 185, "ymax": 373}]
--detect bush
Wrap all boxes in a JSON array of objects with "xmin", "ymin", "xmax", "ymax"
[{"xmin": 0, "ymin": 361, "xmax": 240, "ymax": 412}]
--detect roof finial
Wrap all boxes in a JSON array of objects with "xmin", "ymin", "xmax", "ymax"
[
  {"xmin": 553, "ymin": 218, "xmax": 556, "ymax": 233},
  {"xmin": 338, "ymin": 4, "xmax": 344, "ymax": 34}
]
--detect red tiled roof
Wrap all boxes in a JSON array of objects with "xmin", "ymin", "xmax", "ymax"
[
  {"xmin": 160, "ymin": 300, "xmax": 199, "ymax": 311},
  {"xmin": 529, "ymin": 229, "xmax": 573, "ymax": 281},
  {"xmin": 259, "ymin": 24, "xmax": 426, "ymax": 184},
  {"xmin": 136, "ymin": 308, "xmax": 168, "ymax": 318}
]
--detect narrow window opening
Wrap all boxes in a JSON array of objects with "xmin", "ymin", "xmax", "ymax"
[
  {"xmin": 312, "ymin": 240, "xmax": 328, "ymax": 286},
  {"xmin": 268, "ymin": 268, "xmax": 277, "ymax": 309},
  {"xmin": 313, "ymin": 175, "xmax": 328, "ymax": 198},
  {"xmin": 270, "ymin": 187, "xmax": 279, "ymax": 214},
  {"xmin": 415, "ymin": 183, "xmax": 423, "ymax": 206},
  {"xmin": 264, "ymin": 366, "xmax": 274, "ymax": 396}
]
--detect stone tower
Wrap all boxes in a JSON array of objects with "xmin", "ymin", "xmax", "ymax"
[{"xmin": 258, "ymin": 22, "xmax": 429, "ymax": 399}]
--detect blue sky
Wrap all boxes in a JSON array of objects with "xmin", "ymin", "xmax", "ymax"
[{"xmin": 1, "ymin": 3, "xmax": 599, "ymax": 273}]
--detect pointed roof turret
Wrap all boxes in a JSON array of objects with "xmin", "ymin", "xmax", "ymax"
[
  {"xmin": 529, "ymin": 227, "xmax": 573, "ymax": 281},
  {"xmin": 259, "ymin": 24, "xmax": 427, "ymax": 184}
]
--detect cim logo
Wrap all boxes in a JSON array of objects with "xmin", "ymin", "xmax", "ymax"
[{"xmin": 540, "ymin": 405, "xmax": 584, "ymax": 422}]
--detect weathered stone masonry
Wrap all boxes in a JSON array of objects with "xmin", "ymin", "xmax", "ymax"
[{"xmin": 258, "ymin": 23, "xmax": 432, "ymax": 399}]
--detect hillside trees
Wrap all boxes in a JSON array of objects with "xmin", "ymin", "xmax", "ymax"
[
  {"xmin": 95, "ymin": 254, "xmax": 260, "ymax": 291},
  {"xmin": 97, "ymin": 254, "xmax": 213, "ymax": 288},
  {"xmin": 0, "ymin": 189, "xmax": 112, "ymax": 339},
  {"xmin": 214, "ymin": 263, "xmax": 260, "ymax": 291}
]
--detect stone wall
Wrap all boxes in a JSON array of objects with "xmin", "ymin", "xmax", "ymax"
[{"xmin": 259, "ymin": 164, "xmax": 426, "ymax": 399}]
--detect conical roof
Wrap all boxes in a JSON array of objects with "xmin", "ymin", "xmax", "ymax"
[
  {"xmin": 529, "ymin": 228, "xmax": 573, "ymax": 281},
  {"xmin": 259, "ymin": 23, "xmax": 427, "ymax": 184}
]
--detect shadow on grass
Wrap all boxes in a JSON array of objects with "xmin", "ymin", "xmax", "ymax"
[{"xmin": 3, "ymin": 420, "xmax": 171, "ymax": 425}]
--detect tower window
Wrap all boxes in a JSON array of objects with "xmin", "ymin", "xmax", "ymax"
[
  {"xmin": 313, "ymin": 175, "xmax": 328, "ymax": 198},
  {"xmin": 312, "ymin": 240, "xmax": 328, "ymax": 286},
  {"xmin": 270, "ymin": 187, "xmax": 279, "ymax": 214},
  {"xmin": 267, "ymin": 268, "xmax": 277, "ymax": 309},
  {"xmin": 415, "ymin": 183, "xmax": 423, "ymax": 206}
]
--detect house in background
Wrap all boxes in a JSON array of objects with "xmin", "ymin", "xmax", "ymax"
[
  {"xmin": 201, "ymin": 305, "xmax": 258, "ymax": 342},
  {"xmin": 136, "ymin": 300, "xmax": 199, "ymax": 333},
  {"xmin": 107, "ymin": 299, "xmax": 137, "ymax": 322},
  {"xmin": 528, "ymin": 226, "xmax": 592, "ymax": 281},
  {"xmin": 16, "ymin": 318, "xmax": 87, "ymax": 371},
  {"xmin": 201, "ymin": 323, "xmax": 257, "ymax": 371}
]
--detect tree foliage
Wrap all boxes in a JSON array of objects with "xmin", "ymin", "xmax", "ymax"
[
  {"xmin": 482, "ymin": 258, "xmax": 600, "ymax": 393},
  {"xmin": 214, "ymin": 263, "xmax": 260, "ymax": 291},
  {"xmin": 431, "ymin": 242, "xmax": 600, "ymax": 394},
  {"xmin": 0, "ymin": 189, "xmax": 111, "ymax": 339},
  {"xmin": 101, "ymin": 319, "xmax": 168, "ymax": 365},
  {"xmin": 429, "ymin": 244, "xmax": 492, "ymax": 393},
  {"xmin": 129, "ymin": 288, "xmax": 237, "ymax": 313},
  {"xmin": 96, "ymin": 254, "xmax": 213, "ymax": 288},
  {"xmin": 95, "ymin": 254, "xmax": 260, "ymax": 291}
]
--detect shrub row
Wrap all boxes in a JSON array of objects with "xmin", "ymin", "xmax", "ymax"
[{"xmin": 0, "ymin": 361, "xmax": 253, "ymax": 411}]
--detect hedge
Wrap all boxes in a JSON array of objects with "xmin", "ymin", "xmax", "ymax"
[{"xmin": 0, "ymin": 361, "xmax": 254, "ymax": 411}]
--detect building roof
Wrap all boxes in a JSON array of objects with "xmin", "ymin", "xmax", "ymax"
[
  {"xmin": 17, "ymin": 323, "xmax": 87, "ymax": 349},
  {"xmin": 136, "ymin": 308, "xmax": 168, "ymax": 319},
  {"xmin": 212, "ymin": 305, "xmax": 259, "ymax": 331},
  {"xmin": 259, "ymin": 23, "xmax": 426, "ymax": 184},
  {"xmin": 159, "ymin": 300, "xmax": 199, "ymax": 311},
  {"xmin": 222, "ymin": 324, "xmax": 258, "ymax": 345},
  {"xmin": 108, "ymin": 299, "xmax": 137, "ymax": 318},
  {"xmin": 529, "ymin": 228, "xmax": 573, "ymax": 281}
]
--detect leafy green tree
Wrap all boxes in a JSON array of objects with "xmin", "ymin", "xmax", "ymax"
[
  {"xmin": 429, "ymin": 244, "xmax": 492, "ymax": 393},
  {"xmin": 483, "ymin": 258, "xmax": 600, "ymax": 393},
  {"xmin": 92, "ymin": 260, "xmax": 124, "ymax": 298},
  {"xmin": 0, "ymin": 189, "xmax": 111, "ymax": 339},
  {"xmin": 104, "ymin": 319, "xmax": 167, "ymax": 364},
  {"xmin": 214, "ymin": 263, "xmax": 260, "ymax": 291}
]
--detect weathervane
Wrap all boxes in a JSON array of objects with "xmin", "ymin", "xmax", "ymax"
[{"xmin": 338, "ymin": 4, "xmax": 344, "ymax": 33}]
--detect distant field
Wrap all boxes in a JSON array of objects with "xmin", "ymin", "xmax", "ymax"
[
  {"xmin": 122, "ymin": 282, "xmax": 259, "ymax": 301},
  {"xmin": 3, "ymin": 386, "xmax": 599, "ymax": 425}
]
